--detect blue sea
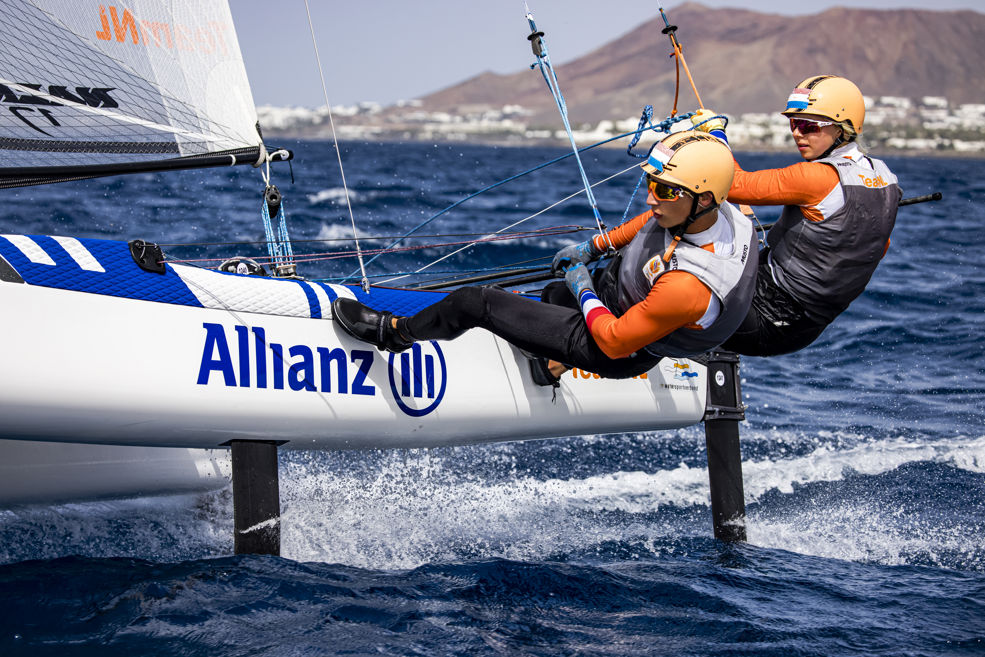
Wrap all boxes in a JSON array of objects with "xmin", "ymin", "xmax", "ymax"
[{"xmin": 1, "ymin": 140, "xmax": 984, "ymax": 656}]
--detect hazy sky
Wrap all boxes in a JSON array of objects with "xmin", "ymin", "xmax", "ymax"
[{"xmin": 232, "ymin": 1, "xmax": 985, "ymax": 108}]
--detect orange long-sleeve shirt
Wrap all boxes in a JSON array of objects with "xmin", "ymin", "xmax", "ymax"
[
  {"xmin": 728, "ymin": 147, "xmax": 890, "ymax": 254},
  {"xmin": 728, "ymin": 158, "xmax": 840, "ymax": 222},
  {"xmin": 581, "ymin": 211, "xmax": 716, "ymax": 359}
]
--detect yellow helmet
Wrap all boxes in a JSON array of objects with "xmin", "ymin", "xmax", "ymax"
[
  {"xmin": 781, "ymin": 75, "xmax": 865, "ymax": 137},
  {"xmin": 641, "ymin": 131, "xmax": 734, "ymax": 204}
]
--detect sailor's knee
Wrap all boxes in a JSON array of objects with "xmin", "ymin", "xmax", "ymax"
[{"xmin": 442, "ymin": 286, "xmax": 488, "ymax": 320}]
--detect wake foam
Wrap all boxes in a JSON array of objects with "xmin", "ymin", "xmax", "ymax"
[{"xmin": 3, "ymin": 434, "xmax": 981, "ymax": 571}]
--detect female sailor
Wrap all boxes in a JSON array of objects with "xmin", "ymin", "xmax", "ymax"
[{"xmin": 696, "ymin": 75, "xmax": 902, "ymax": 356}]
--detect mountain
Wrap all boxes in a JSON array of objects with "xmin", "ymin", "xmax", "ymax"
[{"xmin": 416, "ymin": 3, "xmax": 985, "ymax": 124}]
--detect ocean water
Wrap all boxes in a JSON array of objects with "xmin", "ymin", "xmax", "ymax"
[{"xmin": 1, "ymin": 141, "xmax": 984, "ymax": 656}]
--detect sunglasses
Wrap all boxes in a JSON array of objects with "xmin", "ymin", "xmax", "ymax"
[
  {"xmin": 789, "ymin": 117, "xmax": 837, "ymax": 135},
  {"xmin": 647, "ymin": 177, "xmax": 689, "ymax": 201}
]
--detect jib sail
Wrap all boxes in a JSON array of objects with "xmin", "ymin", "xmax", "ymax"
[{"xmin": 0, "ymin": 0, "xmax": 285, "ymax": 188}]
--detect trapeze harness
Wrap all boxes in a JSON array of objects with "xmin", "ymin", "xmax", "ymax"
[
  {"xmin": 723, "ymin": 147, "xmax": 901, "ymax": 356},
  {"xmin": 597, "ymin": 201, "xmax": 758, "ymax": 358}
]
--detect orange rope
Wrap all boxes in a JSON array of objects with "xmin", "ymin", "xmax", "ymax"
[
  {"xmin": 672, "ymin": 41, "xmax": 704, "ymax": 109},
  {"xmin": 670, "ymin": 49, "xmax": 680, "ymax": 116},
  {"xmin": 659, "ymin": 8, "xmax": 704, "ymax": 110}
]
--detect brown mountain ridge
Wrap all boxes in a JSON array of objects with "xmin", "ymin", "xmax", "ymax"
[{"xmin": 417, "ymin": 3, "xmax": 985, "ymax": 124}]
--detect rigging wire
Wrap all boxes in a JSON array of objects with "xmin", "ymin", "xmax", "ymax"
[
  {"xmin": 165, "ymin": 226, "xmax": 588, "ymax": 268},
  {"xmin": 524, "ymin": 3, "xmax": 613, "ymax": 252},
  {"xmin": 302, "ymin": 0, "xmax": 371, "ymax": 293},
  {"xmin": 378, "ymin": 162, "xmax": 641, "ymax": 286}
]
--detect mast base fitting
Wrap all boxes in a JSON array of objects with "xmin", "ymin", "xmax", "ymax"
[
  {"xmin": 274, "ymin": 263, "xmax": 299, "ymax": 279},
  {"xmin": 129, "ymin": 239, "xmax": 166, "ymax": 274}
]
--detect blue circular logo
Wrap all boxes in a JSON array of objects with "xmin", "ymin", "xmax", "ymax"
[{"xmin": 387, "ymin": 340, "xmax": 447, "ymax": 417}]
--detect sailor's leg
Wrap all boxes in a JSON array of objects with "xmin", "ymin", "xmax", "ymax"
[
  {"xmin": 722, "ymin": 266, "xmax": 827, "ymax": 357},
  {"xmin": 402, "ymin": 286, "xmax": 657, "ymax": 378}
]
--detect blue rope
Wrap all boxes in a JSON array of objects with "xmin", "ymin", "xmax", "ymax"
[
  {"xmin": 626, "ymin": 105, "xmax": 654, "ymax": 157},
  {"xmin": 261, "ymin": 196, "xmax": 295, "ymax": 271},
  {"xmin": 340, "ymin": 113, "xmax": 694, "ymax": 283},
  {"xmin": 619, "ymin": 171, "xmax": 648, "ymax": 225},
  {"xmin": 525, "ymin": 7, "xmax": 607, "ymax": 243}
]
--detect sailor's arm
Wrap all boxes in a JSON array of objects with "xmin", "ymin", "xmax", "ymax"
[
  {"xmin": 728, "ymin": 159, "xmax": 838, "ymax": 209},
  {"xmin": 553, "ymin": 210, "xmax": 654, "ymax": 274},
  {"xmin": 590, "ymin": 210, "xmax": 653, "ymax": 252},
  {"xmin": 575, "ymin": 270, "xmax": 712, "ymax": 359}
]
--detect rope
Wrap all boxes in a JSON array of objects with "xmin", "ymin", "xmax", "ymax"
[
  {"xmin": 524, "ymin": 4, "xmax": 613, "ymax": 252},
  {"xmin": 257, "ymin": 149, "xmax": 297, "ymax": 276},
  {"xmin": 303, "ymin": 0, "xmax": 370, "ymax": 292},
  {"xmin": 658, "ymin": 4, "xmax": 704, "ymax": 109}
]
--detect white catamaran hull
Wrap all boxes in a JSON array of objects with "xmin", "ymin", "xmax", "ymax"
[
  {"xmin": 0, "ymin": 235, "xmax": 707, "ymax": 455},
  {"xmin": 0, "ymin": 439, "xmax": 229, "ymax": 507}
]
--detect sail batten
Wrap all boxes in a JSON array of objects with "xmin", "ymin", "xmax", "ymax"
[{"xmin": 0, "ymin": 0, "xmax": 267, "ymax": 184}]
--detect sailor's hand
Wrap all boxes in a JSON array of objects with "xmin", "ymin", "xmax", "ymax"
[
  {"xmin": 552, "ymin": 240, "xmax": 599, "ymax": 276},
  {"xmin": 564, "ymin": 262, "xmax": 596, "ymax": 299},
  {"xmin": 691, "ymin": 108, "xmax": 726, "ymax": 133}
]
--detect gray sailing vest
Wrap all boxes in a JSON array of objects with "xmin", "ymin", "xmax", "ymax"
[
  {"xmin": 766, "ymin": 152, "xmax": 901, "ymax": 324},
  {"xmin": 601, "ymin": 203, "xmax": 758, "ymax": 358}
]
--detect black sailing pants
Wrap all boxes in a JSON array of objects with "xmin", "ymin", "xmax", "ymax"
[
  {"xmin": 400, "ymin": 283, "xmax": 660, "ymax": 379},
  {"xmin": 721, "ymin": 258, "xmax": 829, "ymax": 357}
]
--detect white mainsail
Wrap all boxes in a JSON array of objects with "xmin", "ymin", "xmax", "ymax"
[{"xmin": 0, "ymin": 0, "xmax": 263, "ymax": 179}]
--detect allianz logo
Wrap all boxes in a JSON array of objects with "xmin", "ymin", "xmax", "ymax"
[{"xmin": 196, "ymin": 323, "xmax": 447, "ymax": 417}]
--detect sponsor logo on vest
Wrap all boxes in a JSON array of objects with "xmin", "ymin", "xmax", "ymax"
[
  {"xmin": 642, "ymin": 255, "xmax": 666, "ymax": 286},
  {"xmin": 857, "ymin": 173, "xmax": 889, "ymax": 188},
  {"xmin": 387, "ymin": 341, "xmax": 447, "ymax": 417},
  {"xmin": 664, "ymin": 359, "xmax": 699, "ymax": 380}
]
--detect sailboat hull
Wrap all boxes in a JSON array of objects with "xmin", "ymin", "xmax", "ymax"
[
  {"xmin": 0, "ymin": 439, "xmax": 228, "ymax": 507},
  {"xmin": 0, "ymin": 235, "xmax": 708, "ymax": 452}
]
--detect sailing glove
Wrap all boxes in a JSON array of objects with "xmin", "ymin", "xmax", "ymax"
[
  {"xmin": 564, "ymin": 262, "xmax": 596, "ymax": 300},
  {"xmin": 691, "ymin": 109, "xmax": 728, "ymax": 144},
  {"xmin": 552, "ymin": 239, "xmax": 599, "ymax": 276}
]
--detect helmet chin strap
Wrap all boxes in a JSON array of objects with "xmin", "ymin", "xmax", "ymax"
[
  {"xmin": 817, "ymin": 125, "xmax": 848, "ymax": 159},
  {"xmin": 661, "ymin": 195, "xmax": 718, "ymax": 263}
]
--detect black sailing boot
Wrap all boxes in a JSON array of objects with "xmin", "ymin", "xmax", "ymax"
[
  {"xmin": 528, "ymin": 356, "xmax": 561, "ymax": 388},
  {"xmin": 331, "ymin": 297, "xmax": 414, "ymax": 353}
]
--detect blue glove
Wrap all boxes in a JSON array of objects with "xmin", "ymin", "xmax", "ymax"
[
  {"xmin": 552, "ymin": 240, "xmax": 599, "ymax": 276},
  {"xmin": 564, "ymin": 262, "xmax": 596, "ymax": 300},
  {"xmin": 690, "ymin": 108, "xmax": 728, "ymax": 144}
]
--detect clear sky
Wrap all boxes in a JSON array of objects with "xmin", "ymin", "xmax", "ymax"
[{"xmin": 232, "ymin": 1, "xmax": 985, "ymax": 108}]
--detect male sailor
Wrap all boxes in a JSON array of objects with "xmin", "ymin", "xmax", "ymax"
[
  {"xmin": 332, "ymin": 131, "xmax": 758, "ymax": 386},
  {"xmin": 693, "ymin": 75, "xmax": 902, "ymax": 356}
]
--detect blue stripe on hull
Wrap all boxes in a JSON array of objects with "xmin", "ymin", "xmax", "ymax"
[
  {"xmin": 0, "ymin": 235, "xmax": 202, "ymax": 307},
  {"xmin": 0, "ymin": 235, "xmax": 535, "ymax": 318}
]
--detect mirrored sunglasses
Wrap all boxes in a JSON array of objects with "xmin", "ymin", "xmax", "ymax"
[
  {"xmin": 789, "ymin": 117, "xmax": 836, "ymax": 135},
  {"xmin": 646, "ymin": 177, "xmax": 688, "ymax": 201}
]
